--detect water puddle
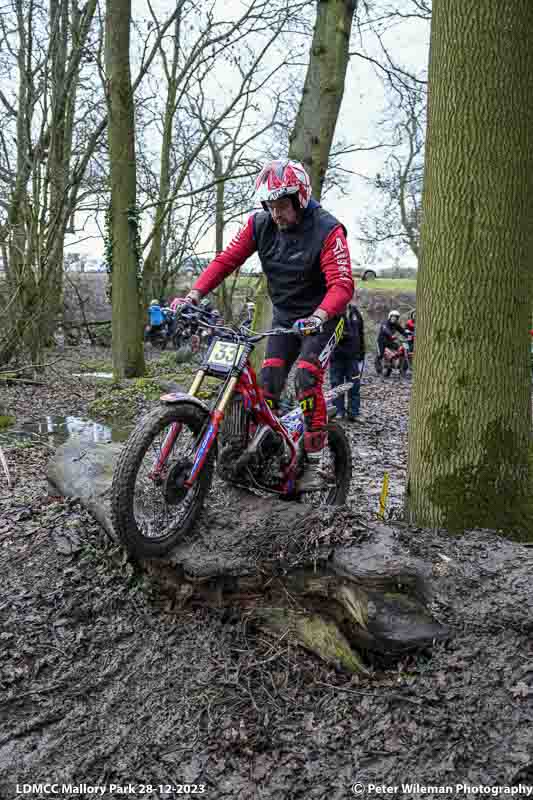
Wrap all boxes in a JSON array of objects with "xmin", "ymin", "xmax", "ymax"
[{"xmin": 11, "ymin": 415, "xmax": 130, "ymax": 445}]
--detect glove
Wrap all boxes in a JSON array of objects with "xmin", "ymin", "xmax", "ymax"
[
  {"xmin": 183, "ymin": 289, "xmax": 201, "ymax": 306},
  {"xmin": 292, "ymin": 315, "xmax": 323, "ymax": 336}
]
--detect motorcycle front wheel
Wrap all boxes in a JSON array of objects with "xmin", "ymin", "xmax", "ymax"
[{"xmin": 111, "ymin": 403, "xmax": 215, "ymax": 558}]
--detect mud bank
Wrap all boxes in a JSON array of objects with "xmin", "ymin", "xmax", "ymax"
[{"xmin": 1, "ymin": 368, "xmax": 532, "ymax": 798}]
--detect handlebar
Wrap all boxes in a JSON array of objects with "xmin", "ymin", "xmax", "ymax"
[{"xmin": 176, "ymin": 302, "xmax": 319, "ymax": 342}]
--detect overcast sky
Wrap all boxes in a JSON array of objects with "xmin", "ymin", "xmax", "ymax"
[{"xmin": 67, "ymin": 0, "xmax": 430, "ymax": 271}]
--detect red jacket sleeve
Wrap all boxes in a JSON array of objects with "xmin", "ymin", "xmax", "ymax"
[
  {"xmin": 193, "ymin": 216, "xmax": 257, "ymax": 296},
  {"xmin": 316, "ymin": 226, "xmax": 355, "ymax": 318}
]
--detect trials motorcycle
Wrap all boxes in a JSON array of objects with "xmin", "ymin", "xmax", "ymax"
[{"xmin": 111, "ymin": 304, "xmax": 353, "ymax": 558}]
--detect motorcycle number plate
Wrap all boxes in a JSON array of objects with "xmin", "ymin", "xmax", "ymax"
[{"xmin": 206, "ymin": 339, "xmax": 244, "ymax": 371}]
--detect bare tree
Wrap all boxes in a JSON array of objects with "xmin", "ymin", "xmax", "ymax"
[
  {"xmin": 360, "ymin": 89, "xmax": 425, "ymax": 260},
  {"xmin": 0, "ymin": 0, "xmax": 98, "ymax": 363},
  {"xmin": 105, "ymin": 0, "xmax": 145, "ymax": 378},
  {"xmin": 0, "ymin": 0, "xmax": 181, "ymax": 364},
  {"xmin": 138, "ymin": 0, "xmax": 304, "ymax": 307},
  {"xmin": 289, "ymin": 0, "xmax": 359, "ymax": 199}
]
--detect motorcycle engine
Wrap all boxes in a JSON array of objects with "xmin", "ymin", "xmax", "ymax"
[
  {"xmin": 219, "ymin": 426, "xmax": 289, "ymax": 489},
  {"xmin": 248, "ymin": 428, "xmax": 288, "ymax": 489}
]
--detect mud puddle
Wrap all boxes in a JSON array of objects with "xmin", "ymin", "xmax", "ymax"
[{"xmin": 8, "ymin": 415, "xmax": 130, "ymax": 445}]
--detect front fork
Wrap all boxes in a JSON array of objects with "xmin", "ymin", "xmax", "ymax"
[
  {"xmin": 184, "ymin": 375, "xmax": 238, "ymax": 488},
  {"xmin": 149, "ymin": 369, "xmax": 208, "ymax": 480}
]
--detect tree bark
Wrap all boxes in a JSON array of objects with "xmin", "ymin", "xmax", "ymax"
[
  {"xmin": 289, "ymin": 0, "xmax": 358, "ymax": 199},
  {"xmin": 406, "ymin": 0, "xmax": 533, "ymax": 536},
  {"xmin": 105, "ymin": 0, "xmax": 145, "ymax": 379}
]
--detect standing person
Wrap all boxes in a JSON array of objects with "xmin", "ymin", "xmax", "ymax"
[
  {"xmin": 329, "ymin": 302, "xmax": 365, "ymax": 421},
  {"xmin": 180, "ymin": 159, "xmax": 354, "ymax": 491}
]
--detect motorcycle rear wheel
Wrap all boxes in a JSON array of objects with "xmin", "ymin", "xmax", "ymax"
[
  {"xmin": 111, "ymin": 403, "xmax": 215, "ymax": 558},
  {"xmin": 298, "ymin": 421, "xmax": 352, "ymax": 506}
]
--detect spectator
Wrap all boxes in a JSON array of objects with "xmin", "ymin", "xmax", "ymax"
[
  {"xmin": 376, "ymin": 310, "xmax": 406, "ymax": 372},
  {"xmin": 147, "ymin": 299, "xmax": 165, "ymax": 331},
  {"xmin": 329, "ymin": 302, "xmax": 365, "ymax": 421}
]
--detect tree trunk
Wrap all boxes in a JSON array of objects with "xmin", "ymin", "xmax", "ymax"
[
  {"xmin": 288, "ymin": 0, "xmax": 357, "ymax": 199},
  {"xmin": 105, "ymin": 0, "xmax": 145, "ymax": 379},
  {"xmin": 406, "ymin": 0, "xmax": 533, "ymax": 537},
  {"xmin": 43, "ymin": 0, "xmax": 69, "ymax": 342},
  {"xmin": 142, "ymin": 13, "xmax": 181, "ymax": 307},
  {"xmin": 249, "ymin": 277, "xmax": 271, "ymax": 372},
  {"xmin": 211, "ymin": 144, "xmax": 235, "ymax": 323}
]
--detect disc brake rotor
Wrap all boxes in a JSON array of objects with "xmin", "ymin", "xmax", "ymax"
[{"xmin": 163, "ymin": 459, "xmax": 193, "ymax": 505}]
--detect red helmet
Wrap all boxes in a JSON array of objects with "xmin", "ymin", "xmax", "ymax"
[{"xmin": 255, "ymin": 160, "xmax": 312, "ymax": 210}]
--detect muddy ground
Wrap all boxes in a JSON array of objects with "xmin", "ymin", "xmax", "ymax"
[{"xmin": 1, "ymin": 345, "xmax": 533, "ymax": 799}]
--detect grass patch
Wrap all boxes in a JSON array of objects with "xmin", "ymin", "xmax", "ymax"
[
  {"xmin": 362, "ymin": 278, "xmax": 417, "ymax": 291},
  {"xmin": 0, "ymin": 414, "xmax": 15, "ymax": 429},
  {"xmin": 146, "ymin": 352, "xmax": 188, "ymax": 377},
  {"xmin": 88, "ymin": 379, "xmax": 163, "ymax": 423}
]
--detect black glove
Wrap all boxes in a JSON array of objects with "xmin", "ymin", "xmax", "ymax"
[{"xmin": 292, "ymin": 315, "xmax": 323, "ymax": 336}]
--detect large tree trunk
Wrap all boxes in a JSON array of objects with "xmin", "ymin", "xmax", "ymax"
[
  {"xmin": 406, "ymin": 0, "xmax": 533, "ymax": 537},
  {"xmin": 288, "ymin": 0, "xmax": 357, "ymax": 199},
  {"xmin": 105, "ymin": 0, "xmax": 145, "ymax": 379}
]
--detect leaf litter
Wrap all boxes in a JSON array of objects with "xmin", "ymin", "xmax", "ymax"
[{"xmin": 0, "ymin": 346, "xmax": 532, "ymax": 797}]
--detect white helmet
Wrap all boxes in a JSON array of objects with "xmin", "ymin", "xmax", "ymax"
[
  {"xmin": 255, "ymin": 160, "xmax": 312, "ymax": 210},
  {"xmin": 388, "ymin": 310, "xmax": 400, "ymax": 321},
  {"xmin": 246, "ymin": 302, "xmax": 255, "ymax": 311},
  {"xmin": 150, "ymin": 298, "xmax": 159, "ymax": 306}
]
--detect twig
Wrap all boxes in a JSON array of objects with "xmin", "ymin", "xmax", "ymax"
[{"xmin": 0, "ymin": 446, "xmax": 12, "ymax": 488}]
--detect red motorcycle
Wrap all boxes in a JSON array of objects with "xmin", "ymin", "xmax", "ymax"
[
  {"xmin": 383, "ymin": 339, "xmax": 409, "ymax": 377},
  {"xmin": 111, "ymin": 305, "xmax": 352, "ymax": 558}
]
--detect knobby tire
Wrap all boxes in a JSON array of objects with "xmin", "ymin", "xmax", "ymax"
[{"xmin": 111, "ymin": 402, "xmax": 214, "ymax": 558}]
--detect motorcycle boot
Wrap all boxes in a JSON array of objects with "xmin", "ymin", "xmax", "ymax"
[{"xmin": 297, "ymin": 430, "xmax": 327, "ymax": 492}]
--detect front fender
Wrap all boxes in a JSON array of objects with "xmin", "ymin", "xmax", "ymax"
[{"xmin": 160, "ymin": 391, "xmax": 211, "ymax": 416}]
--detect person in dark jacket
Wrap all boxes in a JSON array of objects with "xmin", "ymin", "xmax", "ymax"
[
  {"xmin": 180, "ymin": 159, "xmax": 354, "ymax": 491},
  {"xmin": 376, "ymin": 310, "xmax": 406, "ymax": 371},
  {"xmin": 329, "ymin": 302, "xmax": 365, "ymax": 421}
]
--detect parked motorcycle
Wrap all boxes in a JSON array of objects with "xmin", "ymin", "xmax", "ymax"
[
  {"xmin": 144, "ymin": 324, "xmax": 170, "ymax": 350},
  {"xmin": 383, "ymin": 340, "xmax": 408, "ymax": 377},
  {"xmin": 111, "ymin": 305, "xmax": 352, "ymax": 558}
]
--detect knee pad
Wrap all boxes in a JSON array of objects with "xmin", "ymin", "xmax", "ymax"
[
  {"xmin": 295, "ymin": 361, "xmax": 321, "ymax": 418},
  {"xmin": 295, "ymin": 363, "xmax": 318, "ymax": 395}
]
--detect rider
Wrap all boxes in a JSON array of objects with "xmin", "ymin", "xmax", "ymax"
[
  {"xmin": 376, "ymin": 310, "xmax": 406, "ymax": 368},
  {"xmin": 181, "ymin": 159, "xmax": 354, "ymax": 490},
  {"xmin": 146, "ymin": 299, "xmax": 165, "ymax": 335}
]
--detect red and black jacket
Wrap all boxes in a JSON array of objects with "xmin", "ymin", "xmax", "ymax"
[{"xmin": 193, "ymin": 199, "xmax": 354, "ymax": 326}]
